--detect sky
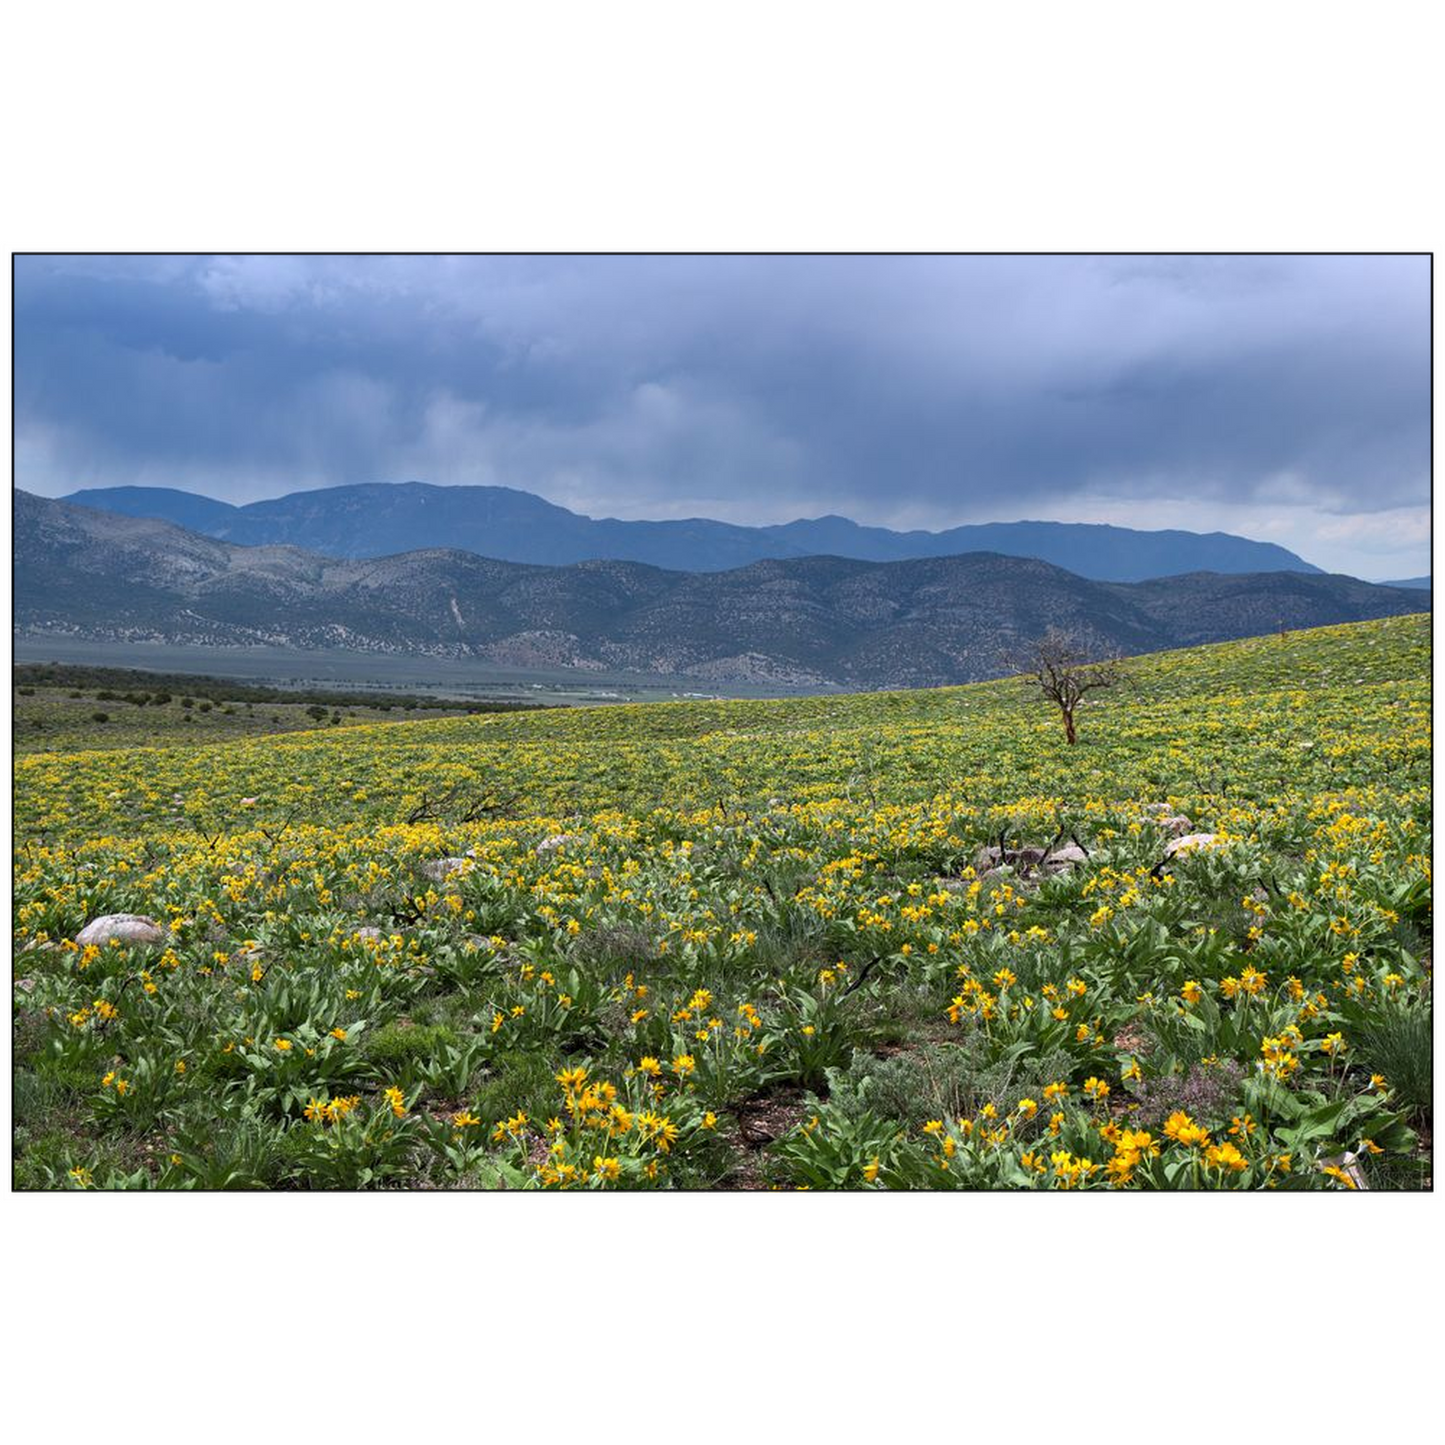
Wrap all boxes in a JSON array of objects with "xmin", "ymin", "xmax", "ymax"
[{"xmin": 13, "ymin": 253, "xmax": 1431, "ymax": 578}]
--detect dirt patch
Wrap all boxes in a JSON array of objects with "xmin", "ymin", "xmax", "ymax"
[
  {"xmin": 733, "ymin": 1087, "xmax": 810, "ymax": 1147},
  {"xmin": 1112, "ymin": 1024, "xmax": 1153, "ymax": 1056},
  {"xmin": 718, "ymin": 1086, "xmax": 810, "ymax": 1190}
]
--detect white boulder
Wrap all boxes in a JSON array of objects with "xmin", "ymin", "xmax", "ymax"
[{"xmin": 76, "ymin": 914, "xmax": 167, "ymax": 948}]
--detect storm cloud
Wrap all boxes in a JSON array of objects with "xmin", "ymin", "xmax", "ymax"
[{"xmin": 13, "ymin": 253, "xmax": 1431, "ymax": 576}]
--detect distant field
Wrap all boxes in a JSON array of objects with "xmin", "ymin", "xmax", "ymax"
[
  {"xmin": 12, "ymin": 664, "xmax": 548, "ymax": 756},
  {"xmin": 11, "ymin": 637, "xmax": 829, "ymax": 703},
  {"xmin": 12, "ymin": 614, "xmax": 1431, "ymax": 1191}
]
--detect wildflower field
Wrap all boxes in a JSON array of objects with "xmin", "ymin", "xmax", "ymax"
[{"xmin": 11, "ymin": 613, "xmax": 1432, "ymax": 1189}]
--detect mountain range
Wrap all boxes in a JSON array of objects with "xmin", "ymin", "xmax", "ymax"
[
  {"xmin": 15, "ymin": 491, "xmax": 1427, "ymax": 689},
  {"xmin": 58, "ymin": 481, "xmax": 1325, "ymax": 582}
]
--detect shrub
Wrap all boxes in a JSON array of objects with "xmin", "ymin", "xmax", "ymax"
[
  {"xmin": 365, "ymin": 1022, "xmax": 460, "ymax": 1071},
  {"xmin": 828, "ymin": 1039, "xmax": 1074, "ymax": 1131}
]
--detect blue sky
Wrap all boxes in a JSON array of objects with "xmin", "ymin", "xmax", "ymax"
[{"xmin": 13, "ymin": 253, "xmax": 1431, "ymax": 577}]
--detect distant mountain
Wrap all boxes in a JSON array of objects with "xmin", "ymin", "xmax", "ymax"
[
  {"xmin": 61, "ymin": 485, "xmax": 243, "ymax": 535},
  {"xmin": 16, "ymin": 492, "xmax": 1423, "ymax": 689},
  {"xmin": 1380, "ymin": 576, "xmax": 1430, "ymax": 591},
  {"xmin": 57, "ymin": 481, "xmax": 1326, "ymax": 582}
]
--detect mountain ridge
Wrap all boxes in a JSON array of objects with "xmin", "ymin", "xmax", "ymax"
[
  {"xmin": 16, "ymin": 491, "xmax": 1425, "ymax": 690},
  {"xmin": 55, "ymin": 480, "xmax": 1326, "ymax": 582}
]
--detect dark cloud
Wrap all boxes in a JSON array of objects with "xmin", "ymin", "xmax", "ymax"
[{"xmin": 13, "ymin": 253, "xmax": 1431, "ymax": 575}]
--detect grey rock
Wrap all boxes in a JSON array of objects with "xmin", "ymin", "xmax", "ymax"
[
  {"xmin": 76, "ymin": 914, "xmax": 167, "ymax": 948},
  {"xmin": 1165, "ymin": 832, "xmax": 1221, "ymax": 858},
  {"xmin": 420, "ymin": 857, "xmax": 471, "ymax": 881},
  {"xmin": 535, "ymin": 833, "xmax": 583, "ymax": 855},
  {"xmin": 976, "ymin": 841, "xmax": 1088, "ymax": 873},
  {"xmin": 975, "ymin": 844, "xmax": 1044, "ymax": 869}
]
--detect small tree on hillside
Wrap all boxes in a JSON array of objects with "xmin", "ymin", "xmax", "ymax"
[{"xmin": 1010, "ymin": 629, "xmax": 1125, "ymax": 745}]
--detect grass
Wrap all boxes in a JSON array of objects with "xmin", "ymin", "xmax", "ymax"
[{"xmin": 1355, "ymin": 1002, "xmax": 1432, "ymax": 1123}]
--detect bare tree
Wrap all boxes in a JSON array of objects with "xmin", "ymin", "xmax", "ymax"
[
  {"xmin": 402, "ymin": 779, "xmax": 519, "ymax": 825},
  {"xmin": 1009, "ymin": 629, "xmax": 1125, "ymax": 745}
]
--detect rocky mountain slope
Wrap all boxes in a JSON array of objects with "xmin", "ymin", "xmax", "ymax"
[
  {"xmin": 16, "ymin": 491, "xmax": 1425, "ymax": 688},
  {"xmin": 59, "ymin": 480, "xmax": 1324, "ymax": 581}
]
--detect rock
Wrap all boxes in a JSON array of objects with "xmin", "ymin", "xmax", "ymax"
[
  {"xmin": 975, "ymin": 845, "xmax": 1042, "ymax": 869},
  {"xmin": 76, "ymin": 914, "xmax": 167, "ymax": 948},
  {"xmin": 1165, "ymin": 832, "xmax": 1222, "ymax": 858},
  {"xmin": 15, "ymin": 978, "xmax": 36, "ymax": 994},
  {"xmin": 975, "ymin": 842, "xmax": 1087, "ymax": 873},
  {"xmin": 534, "ymin": 833, "xmax": 582, "ymax": 856},
  {"xmin": 420, "ymin": 857, "xmax": 471, "ymax": 881},
  {"xmin": 1134, "ymin": 805, "xmax": 1191, "ymax": 832},
  {"xmin": 354, "ymin": 926, "xmax": 385, "ymax": 941},
  {"xmin": 1321, "ymin": 1149, "xmax": 1369, "ymax": 1191}
]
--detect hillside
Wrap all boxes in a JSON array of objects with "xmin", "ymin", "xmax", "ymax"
[
  {"xmin": 15, "ymin": 491, "xmax": 1425, "ymax": 688},
  {"xmin": 58, "ymin": 480, "xmax": 1325, "ymax": 580},
  {"xmin": 12, "ymin": 616, "xmax": 1431, "ymax": 1191}
]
